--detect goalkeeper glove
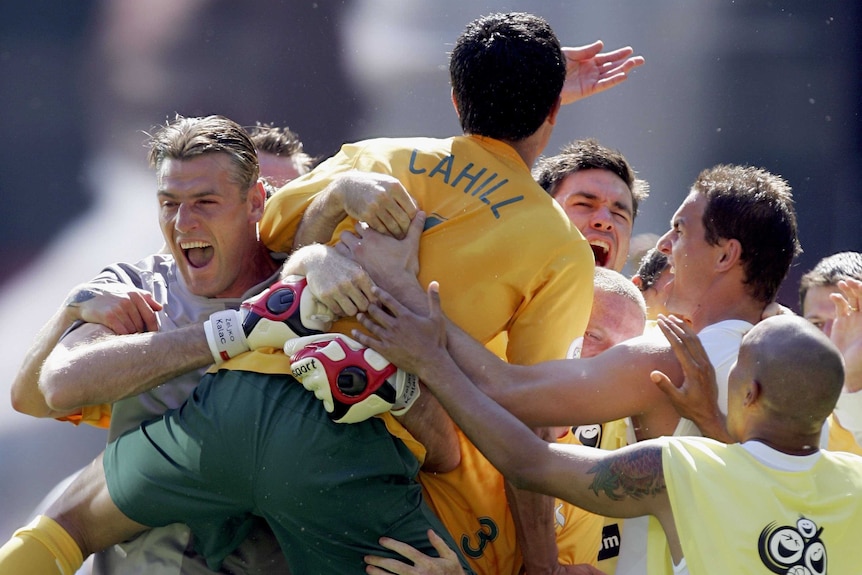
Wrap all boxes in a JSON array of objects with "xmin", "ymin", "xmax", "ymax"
[
  {"xmin": 204, "ymin": 275, "xmax": 331, "ymax": 363},
  {"xmin": 285, "ymin": 333, "xmax": 420, "ymax": 423}
]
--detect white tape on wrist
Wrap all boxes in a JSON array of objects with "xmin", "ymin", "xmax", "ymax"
[
  {"xmin": 204, "ymin": 309, "xmax": 249, "ymax": 363},
  {"xmin": 391, "ymin": 371, "xmax": 420, "ymax": 416}
]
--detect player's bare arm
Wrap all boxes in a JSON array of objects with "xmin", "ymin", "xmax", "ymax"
[
  {"xmin": 356, "ymin": 279, "xmax": 682, "ymax": 435},
  {"xmin": 11, "ymin": 283, "xmax": 164, "ymax": 419},
  {"xmin": 342, "ymin": 227, "xmax": 680, "ymax": 434},
  {"xmin": 293, "ymin": 171, "xmax": 418, "ymax": 250},
  {"xmin": 39, "ymin": 322, "xmax": 212, "ymax": 414}
]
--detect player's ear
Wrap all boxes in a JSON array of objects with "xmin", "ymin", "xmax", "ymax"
[
  {"xmin": 450, "ymin": 88, "xmax": 460, "ymax": 119},
  {"xmin": 744, "ymin": 379, "xmax": 761, "ymax": 407},
  {"xmin": 248, "ymin": 180, "xmax": 266, "ymax": 222},
  {"xmin": 715, "ymin": 238, "xmax": 741, "ymax": 272}
]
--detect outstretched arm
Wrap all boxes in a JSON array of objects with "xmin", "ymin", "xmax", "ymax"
[
  {"xmin": 344, "ymin": 221, "xmax": 678, "ymax": 430},
  {"xmin": 560, "ymin": 41, "xmax": 645, "ymax": 105},
  {"xmin": 353, "ymin": 283, "xmax": 673, "ymax": 524}
]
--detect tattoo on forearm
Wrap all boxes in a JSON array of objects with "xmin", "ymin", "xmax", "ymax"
[
  {"xmin": 587, "ymin": 447, "xmax": 665, "ymax": 501},
  {"xmin": 65, "ymin": 288, "xmax": 99, "ymax": 308}
]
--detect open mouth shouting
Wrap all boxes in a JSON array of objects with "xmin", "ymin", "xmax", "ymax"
[
  {"xmin": 181, "ymin": 240, "xmax": 215, "ymax": 268},
  {"xmin": 589, "ymin": 239, "xmax": 612, "ymax": 268}
]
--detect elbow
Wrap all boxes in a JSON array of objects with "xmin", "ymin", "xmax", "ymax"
[
  {"xmin": 9, "ymin": 388, "xmax": 39, "ymax": 417},
  {"xmin": 39, "ymin": 378, "xmax": 79, "ymax": 413},
  {"xmin": 10, "ymin": 383, "xmax": 52, "ymax": 418},
  {"xmin": 422, "ymin": 446, "xmax": 462, "ymax": 474}
]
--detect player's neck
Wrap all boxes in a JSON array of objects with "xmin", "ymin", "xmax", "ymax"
[
  {"xmin": 502, "ymin": 130, "xmax": 548, "ymax": 169},
  {"xmin": 688, "ymin": 288, "xmax": 763, "ymax": 332}
]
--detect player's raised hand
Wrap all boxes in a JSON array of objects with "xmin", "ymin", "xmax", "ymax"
[
  {"xmin": 831, "ymin": 278, "xmax": 862, "ymax": 392},
  {"xmin": 560, "ymin": 41, "xmax": 645, "ymax": 105}
]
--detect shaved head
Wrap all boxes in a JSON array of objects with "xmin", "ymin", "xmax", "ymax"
[{"xmin": 735, "ymin": 315, "xmax": 844, "ymax": 436}]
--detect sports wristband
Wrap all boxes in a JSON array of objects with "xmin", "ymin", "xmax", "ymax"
[
  {"xmin": 204, "ymin": 309, "xmax": 249, "ymax": 363},
  {"xmin": 391, "ymin": 372, "xmax": 420, "ymax": 416}
]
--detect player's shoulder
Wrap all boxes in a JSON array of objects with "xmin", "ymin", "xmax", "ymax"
[
  {"xmin": 341, "ymin": 136, "xmax": 448, "ymax": 156},
  {"xmin": 93, "ymin": 253, "xmax": 174, "ymax": 289},
  {"xmin": 820, "ymin": 447, "xmax": 862, "ymax": 470}
]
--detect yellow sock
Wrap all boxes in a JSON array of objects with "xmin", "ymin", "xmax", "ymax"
[{"xmin": 0, "ymin": 515, "xmax": 83, "ymax": 575}]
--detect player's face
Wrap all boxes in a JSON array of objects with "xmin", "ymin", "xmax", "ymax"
[
  {"xmin": 552, "ymin": 169, "xmax": 634, "ymax": 272},
  {"xmin": 157, "ymin": 154, "xmax": 264, "ymax": 298},
  {"xmin": 656, "ymin": 192, "xmax": 717, "ymax": 319},
  {"xmin": 581, "ymin": 291, "xmax": 645, "ymax": 359},
  {"xmin": 803, "ymin": 285, "xmax": 841, "ymax": 337}
]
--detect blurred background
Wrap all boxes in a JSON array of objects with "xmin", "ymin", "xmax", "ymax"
[{"xmin": 1, "ymin": 0, "xmax": 859, "ymax": 540}]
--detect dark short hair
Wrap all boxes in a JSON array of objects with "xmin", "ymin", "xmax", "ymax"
[
  {"xmin": 694, "ymin": 164, "xmax": 801, "ymax": 304},
  {"xmin": 450, "ymin": 12, "xmax": 565, "ymax": 141},
  {"xmin": 799, "ymin": 251, "xmax": 862, "ymax": 310},
  {"xmin": 532, "ymin": 138, "xmax": 649, "ymax": 219},
  {"xmin": 147, "ymin": 115, "xmax": 259, "ymax": 197},
  {"xmin": 634, "ymin": 248, "xmax": 669, "ymax": 291}
]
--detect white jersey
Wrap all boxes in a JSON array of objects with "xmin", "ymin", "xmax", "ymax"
[{"xmin": 671, "ymin": 319, "xmax": 753, "ymax": 437}]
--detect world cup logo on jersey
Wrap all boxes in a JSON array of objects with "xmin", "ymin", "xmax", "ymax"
[{"xmin": 758, "ymin": 517, "xmax": 826, "ymax": 575}]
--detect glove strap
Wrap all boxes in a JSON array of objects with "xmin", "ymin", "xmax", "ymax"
[
  {"xmin": 204, "ymin": 309, "xmax": 249, "ymax": 363},
  {"xmin": 391, "ymin": 372, "xmax": 420, "ymax": 416}
]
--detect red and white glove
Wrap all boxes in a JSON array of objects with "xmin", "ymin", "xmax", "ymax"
[
  {"xmin": 204, "ymin": 275, "xmax": 332, "ymax": 363},
  {"xmin": 285, "ymin": 333, "xmax": 420, "ymax": 424}
]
